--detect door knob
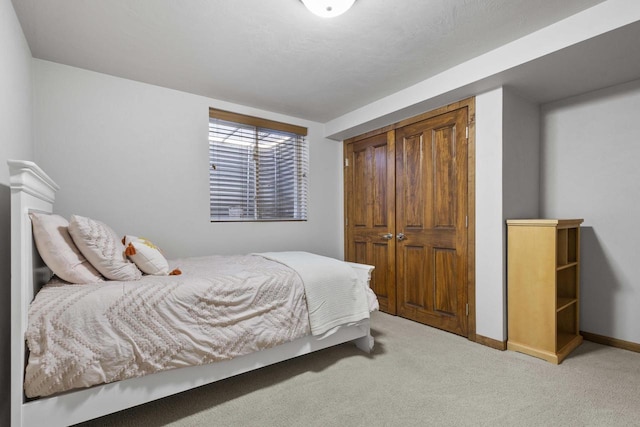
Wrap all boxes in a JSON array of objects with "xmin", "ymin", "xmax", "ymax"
[
  {"xmin": 381, "ymin": 233, "xmax": 393, "ymax": 240},
  {"xmin": 396, "ymin": 233, "xmax": 406, "ymax": 241}
]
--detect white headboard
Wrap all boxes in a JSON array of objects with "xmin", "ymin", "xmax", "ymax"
[{"xmin": 8, "ymin": 160, "xmax": 59, "ymax": 425}]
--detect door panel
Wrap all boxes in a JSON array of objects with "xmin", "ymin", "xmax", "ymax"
[
  {"xmin": 345, "ymin": 132, "xmax": 396, "ymax": 314},
  {"xmin": 403, "ymin": 245, "xmax": 427, "ymax": 308},
  {"xmin": 396, "ymin": 108, "xmax": 468, "ymax": 336},
  {"xmin": 353, "ymin": 148, "xmax": 368, "ymax": 226},
  {"xmin": 402, "ymin": 133, "xmax": 425, "ymax": 227},
  {"xmin": 434, "ymin": 248, "xmax": 456, "ymax": 315},
  {"xmin": 372, "ymin": 242, "xmax": 391, "ymax": 301},
  {"xmin": 434, "ymin": 127, "xmax": 456, "ymax": 227}
]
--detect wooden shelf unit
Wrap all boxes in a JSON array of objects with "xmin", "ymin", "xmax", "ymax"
[{"xmin": 506, "ymin": 219, "xmax": 584, "ymax": 364}]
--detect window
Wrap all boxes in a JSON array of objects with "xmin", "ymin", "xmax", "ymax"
[{"xmin": 208, "ymin": 108, "xmax": 308, "ymax": 222}]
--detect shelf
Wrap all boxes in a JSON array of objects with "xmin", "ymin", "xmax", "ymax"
[
  {"xmin": 556, "ymin": 261, "xmax": 578, "ymax": 272},
  {"xmin": 557, "ymin": 228, "xmax": 568, "ymax": 265},
  {"xmin": 557, "ymin": 332, "xmax": 580, "ymax": 352},
  {"xmin": 567, "ymin": 227, "xmax": 578, "ymax": 264},
  {"xmin": 557, "ymin": 297, "xmax": 577, "ymax": 312},
  {"xmin": 557, "ymin": 301, "xmax": 578, "ymax": 341},
  {"xmin": 556, "ymin": 227, "xmax": 578, "ymax": 266},
  {"xmin": 507, "ymin": 218, "xmax": 583, "ymax": 364},
  {"xmin": 557, "ymin": 266, "xmax": 577, "ymax": 300}
]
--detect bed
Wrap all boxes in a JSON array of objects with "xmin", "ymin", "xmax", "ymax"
[{"xmin": 8, "ymin": 160, "xmax": 376, "ymax": 427}]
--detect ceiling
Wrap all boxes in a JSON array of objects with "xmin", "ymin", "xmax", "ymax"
[{"xmin": 13, "ymin": 0, "xmax": 609, "ymax": 123}]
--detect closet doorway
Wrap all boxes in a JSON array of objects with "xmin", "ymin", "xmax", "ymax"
[{"xmin": 344, "ymin": 98, "xmax": 475, "ymax": 338}]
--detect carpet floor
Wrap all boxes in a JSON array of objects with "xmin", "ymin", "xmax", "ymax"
[{"xmin": 77, "ymin": 311, "xmax": 640, "ymax": 426}]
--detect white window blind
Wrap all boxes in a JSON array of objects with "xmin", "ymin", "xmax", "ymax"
[{"xmin": 209, "ymin": 109, "xmax": 308, "ymax": 222}]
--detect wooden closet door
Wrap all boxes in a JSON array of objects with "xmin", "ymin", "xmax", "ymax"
[
  {"xmin": 395, "ymin": 108, "xmax": 469, "ymax": 336},
  {"xmin": 345, "ymin": 132, "xmax": 396, "ymax": 314}
]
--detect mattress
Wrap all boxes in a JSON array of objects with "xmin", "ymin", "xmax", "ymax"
[{"xmin": 24, "ymin": 254, "xmax": 311, "ymax": 398}]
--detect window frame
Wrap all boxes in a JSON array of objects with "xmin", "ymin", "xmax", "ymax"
[{"xmin": 208, "ymin": 108, "xmax": 309, "ymax": 222}]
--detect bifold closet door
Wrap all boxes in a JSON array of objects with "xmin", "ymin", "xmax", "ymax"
[
  {"xmin": 344, "ymin": 132, "xmax": 397, "ymax": 314},
  {"xmin": 345, "ymin": 104, "xmax": 471, "ymax": 335},
  {"xmin": 395, "ymin": 108, "xmax": 469, "ymax": 336}
]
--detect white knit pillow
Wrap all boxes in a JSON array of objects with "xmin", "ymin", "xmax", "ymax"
[
  {"xmin": 68, "ymin": 214, "xmax": 142, "ymax": 281},
  {"xmin": 29, "ymin": 213, "xmax": 104, "ymax": 284},
  {"xmin": 123, "ymin": 235, "xmax": 170, "ymax": 275}
]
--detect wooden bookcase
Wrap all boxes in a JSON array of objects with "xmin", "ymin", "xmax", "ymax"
[{"xmin": 506, "ymin": 219, "xmax": 584, "ymax": 364}]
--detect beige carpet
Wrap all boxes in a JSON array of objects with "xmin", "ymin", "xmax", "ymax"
[{"xmin": 77, "ymin": 311, "xmax": 640, "ymax": 426}]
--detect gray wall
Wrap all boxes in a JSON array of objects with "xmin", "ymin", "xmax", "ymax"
[
  {"xmin": 502, "ymin": 88, "xmax": 541, "ymax": 339},
  {"xmin": 32, "ymin": 59, "xmax": 344, "ymax": 261},
  {"xmin": 0, "ymin": 0, "xmax": 35, "ymax": 424},
  {"xmin": 0, "ymin": 0, "xmax": 33, "ymax": 183},
  {"xmin": 503, "ymin": 89, "xmax": 541, "ymax": 221},
  {"xmin": 541, "ymin": 79, "xmax": 640, "ymax": 345}
]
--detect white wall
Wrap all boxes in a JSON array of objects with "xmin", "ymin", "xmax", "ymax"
[
  {"xmin": 33, "ymin": 60, "xmax": 344, "ymax": 260},
  {"xmin": 475, "ymin": 88, "xmax": 505, "ymax": 340},
  {"xmin": 0, "ymin": 0, "xmax": 34, "ymax": 424},
  {"xmin": 541, "ymin": 79, "xmax": 640, "ymax": 344}
]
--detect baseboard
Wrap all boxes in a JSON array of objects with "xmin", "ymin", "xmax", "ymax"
[
  {"xmin": 475, "ymin": 334, "xmax": 507, "ymax": 351},
  {"xmin": 581, "ymin": 331, "xmax": 640, "ymax": 353}
]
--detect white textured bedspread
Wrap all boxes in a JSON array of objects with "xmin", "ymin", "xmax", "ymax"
[
  {"xmin": 25, "ymin": 255, "xmax": 310, "ymax": 398},
  {"xmin": 257, "ymin": 252, "xmax": 371, "ymax": 335}
]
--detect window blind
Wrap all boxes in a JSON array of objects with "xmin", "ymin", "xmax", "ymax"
[{"xmin": 209, "ymin": 110, "xmax": 308, "ymax": 222}]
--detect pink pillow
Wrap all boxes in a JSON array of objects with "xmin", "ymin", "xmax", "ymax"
[
  {"xmin": 68, "ymin": 214, "xmax": 142, "ymax": 281},
  {"xmin": 29, "ymin": 213, "xmax": 103, "ymax": 284}
]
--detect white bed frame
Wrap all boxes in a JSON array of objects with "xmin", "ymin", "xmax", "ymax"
[{"xmin": 9, "ymin": 160, "xmax": 374, "ymax": 427}]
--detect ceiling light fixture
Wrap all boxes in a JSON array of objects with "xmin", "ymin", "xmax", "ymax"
[{"xmin": 301, "ymin": 0, "xmax": 356, "ymax": 18}]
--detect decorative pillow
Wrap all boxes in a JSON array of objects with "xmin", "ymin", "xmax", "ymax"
[
  {"xmin": 29, "ymin": 213, "xmax": 104, "ymax": 284},
  {"xmin": 68, "ymin": 214, "xmax": 142, "ymax": 281},
  {"xmin": 123, "ymin": 235, "xmax": 181, "ymax": 276}
]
